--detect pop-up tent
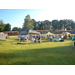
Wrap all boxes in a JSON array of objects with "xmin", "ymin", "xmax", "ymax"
[
  {"xmin": 71, "ymin": 32, "xmax": 75, "ymax": 34},
  {"xmin": 0, "ymin": 32, "xmax": 7, "ymax": 39},
  {"xmin": 61, "ymin": 32, "xmax": 70, "ymax": 34},
  {"xmin": 18, "ymin": 29, "xmax": 41, "ymax": 44},
  {"xmin": 47, "ymin": 32, "xmax": 54, "ymax": 35}
]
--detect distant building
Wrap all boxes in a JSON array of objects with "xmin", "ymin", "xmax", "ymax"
[
  {"xmin": 3, "ymin": 31, "xmax": 20, "ymax": 36},
  {"xmin": 54, "ymin": 30, "xmax": 75, "ymax": 34},
  {"xmin": 36, "ymin": 30, "xmax": 49, "ymax": 34}
]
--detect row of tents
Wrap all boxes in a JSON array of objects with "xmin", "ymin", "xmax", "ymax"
[
  {"xmin": 0, "ymin": 29, "xmax": 75, "ymax": 39},
  {"xmin": 61, "ymin": 32, "xmax": 75, "ymax": 34},
  {"xmin": 21, "ymin": 29, "xmax": 75, "ymax": 35},
  {"xmin": 21, "ymin": 29, "xmax": 40, "ymax": 35}
]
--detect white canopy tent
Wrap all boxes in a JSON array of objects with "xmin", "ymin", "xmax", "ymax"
[
  {"xmin": 18, "ymin": 29, "xmax": 41, "ymax": 44},
  {"xmin": 0, "ymin": 32, "xmax": 7, "ymax": 39},
  {"xmin": 61, "ymin": 32, "xmax": 70, "ymax": 34}
]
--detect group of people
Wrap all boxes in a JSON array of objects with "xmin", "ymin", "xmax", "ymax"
[
  {"xmin": 45, "ymin": 34, "xmax": 75, "ymax": 42},
  {"xmin": 18, "ymin": 35, "xmax": 29, "ymax": 42},
  {"xmin": 46, "ymin": 34, "xmax": 74, "ymax": 40},
  {"xmin": 18, "ymin": 34, "xmax": 75, "ymax": 46},
  {"xmin": 18, "ymin": 35, "xmax": 41, "ymax": 44},
  {"xmin": 31, "ymin": 36, "xmax": 41, "ymax": 43}
]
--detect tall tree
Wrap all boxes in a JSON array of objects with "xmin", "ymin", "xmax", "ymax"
[
  {"xmin": 4, "ymin": 23, "xmax": 11, "ymax": 31},
  {"xmin": 32, "ymin": 19, "xmax": 37, "ymax": 30},
  {"xmin": 0, "ymin": 20, "xmax": 5, "ymax": 32},
  {"xmin": 49, "ymin": 26, "xmax": 52, "ymax": 32},
  {"xmin": 12, "ymin": 27, "xmax": 19, "ymax": 31},
  {"xmin": 22, "ymin": 15, "xmax": 34, "ymax": 30},
  {"xmin": 18, "ymin": 27, "xmax": 22, "ymax": 32},
  {"xmin": 67, "ymin": 26, "xmax": 72, "ymax": 30},
  {"xmin": 43, "ymin": 20, "xmax": 51, "ymax": 30},
  {"xmin": 52, "ymin": 20, "xmax": 59, "ymax": 30}
]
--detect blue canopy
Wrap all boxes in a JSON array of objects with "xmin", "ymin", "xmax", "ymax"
[
  {"xmin": 71, "ymin": 32, "xmax": 75, "ymax": 34},
  {"xmin": 21, "ymin": 33, "xmax": 28, "ymax": 35}
]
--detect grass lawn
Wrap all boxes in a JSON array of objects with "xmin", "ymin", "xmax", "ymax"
[{"xmin": 0, "ymin": 36, "xmax": 75, "ymax": 65}]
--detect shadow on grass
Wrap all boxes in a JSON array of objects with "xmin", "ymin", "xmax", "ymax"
[
  {"xmin": 0, "ymin": 39, "xmax": 6, "ymax": 41},
  {"xmin": 0, "ymin": 45, "xmax": 75, "ymax": 65},
  {"xmin": 42, "ymin": 40, "xmax": 62, "ymax": 43}
]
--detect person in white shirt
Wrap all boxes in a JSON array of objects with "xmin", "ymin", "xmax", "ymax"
[
  {"xmin": 50, "ymin": 35, "xmax": 52, "ymax": 41},
  {"xmin": 32, "ymin": 37, "xmax": 35, "ymax": 43},
  {"xmin": 61, "ymin": 35, "xmax": 64, "ymax": 40}
]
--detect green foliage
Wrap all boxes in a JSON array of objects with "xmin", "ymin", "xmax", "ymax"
[
  {"xmin": 4, "ymin": 23, "xmax": 11, "ymax": 31},
  {"xmin": 49, "ymin": 26, "xmax": 52, "ymax": 32},
  {"xmin": 0, "ymin": 20, "xmax": 5, "ymax": 32},
  {"xmin": 33, "ymin": 19, "xmax": 75, "ymax": 32},
  {"xmin": 23, "ymin": 15, "xmax": 34, "ymax": 30},
  {"xmin": 67, "ymin": 26, "xmax": 72, "ymax": 30},
  {"xmin": 12, "ymin": 27, "xmax": 19, "ymax": 31},
  {"xmin": 18, "ymin": 27, "xmax": 22, "ymax": 32},
  {"xmin": 0, "ymin": 26, "xmax": 4, "ymax": 32}
]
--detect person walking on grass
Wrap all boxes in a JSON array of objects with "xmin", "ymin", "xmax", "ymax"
[{"xmin": 74, "ymin": 35, "xmax": 75, "ymax": 46}]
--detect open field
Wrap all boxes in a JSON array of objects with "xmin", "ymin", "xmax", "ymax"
[{"xmin": 0, "ymin": 36, "xmax": 75, "ymax": 65}]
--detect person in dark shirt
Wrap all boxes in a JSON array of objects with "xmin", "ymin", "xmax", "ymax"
[
  {"xmin": 38, "ymin": 36, "xmax": 40, "ymax": 44},
  {"xmin": 68, "ymin": 34, "xmax": 70, "ymax": 39}
]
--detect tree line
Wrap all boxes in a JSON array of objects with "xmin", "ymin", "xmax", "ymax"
[
  {"xmin": 22, "ymin": 15, "xmax": 75, "ymax": 32},
  {"xmin": 0, "ymin": 14, "xmax": 75, "ymax": 32}
]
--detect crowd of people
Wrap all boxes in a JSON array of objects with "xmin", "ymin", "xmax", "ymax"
[
  {"xmin": 31, "ymin": 36, "xmax": 41, "ymax": 43},
  {"xmin": 18, "ymin": 34, "xmax": 75, "ymax": 46},
  {"xmin": 46, "ymin": 34, "xmax": 72, "ymax": 40},
  {"xmin": 18, "ymin": 35, "xmax": 41, "ymax": 44}
]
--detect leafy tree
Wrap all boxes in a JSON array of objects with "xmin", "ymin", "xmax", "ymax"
[
  {"xmin": 32, "ymin": 19, "xmax": 37, "ymax": 30},
  {"xmin": 0, "ymin": 26, "xmax": 4, "ymax": 32},
  {"xmin": 67, "ymin": 26, "xmax": 72, "ymax": 30},
  {"xmin": 52, "ymin": 20, "xmax": 59, "ymax": 30},
  {"xmin": 4, "ymin": 23, "xmax": 11, "ymax": 31},
  {"xmin": 49, "ymin": 26, "xmax": 52, "ymax": 32},
  {"xmin": 0, "ymin": 20, "xmax": 5, "ymax": 32},
  {"xmin": 18, "ymin": 27, "xmax": 22, "ymax": 32},
  {"xmin": 22, "ymin": 15, "xmax": 34, "ymax": 30},
  {"xmin": 43, "ymin": 20, "xmax": 51, "ymax": 30},
  {"xmin": 12, "ymin": 27, "xmax": 19, "ymax": 31}
]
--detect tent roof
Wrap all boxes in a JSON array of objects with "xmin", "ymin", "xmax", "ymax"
[
  {"xmin": 21, "ymin": 33, "xmax": 28, "ymax": 35},
  {"xmin": 21, "ymin": 29, "xmax": 40, "ymax": 35},
  {"xmin": 61, "ymin": 32, "xmax": 70, "ymax": 34},
  {"xmin": 47, "ymin": 32, "xmax": 53, "ymax": 35},
  {"xmin": 0, "ymin": 32, "xmax": 4, "ymax": 34}
]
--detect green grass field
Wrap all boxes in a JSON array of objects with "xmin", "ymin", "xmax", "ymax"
[{"xmin": 0, "ymin": 36, "xmax": 75, "ymax": 65}]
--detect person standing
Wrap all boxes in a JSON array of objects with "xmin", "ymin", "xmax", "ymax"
[
  {"xmin": 38, "ymin": 36, "xmax": 40, "ymax": 44},
  {"xmin": 74, "ymin": 35, "xmax": 75, "ymax": 46},
  {"xmin": 61, "ymin": 35, "xmax": 64, "ymax": 40},
  {"xmin": 69, "ymin": 34, "xmax": 70, "ymax": 39}
]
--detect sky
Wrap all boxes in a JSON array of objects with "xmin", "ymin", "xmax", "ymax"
[{"xmin": 0, "ymin": 9, "xmax": 75, "ymax": 29}]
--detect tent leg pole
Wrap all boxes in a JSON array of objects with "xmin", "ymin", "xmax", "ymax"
[
  {"xmin": 26, "ymin": 33, "xmax": 29, "ymax": 45},
  {"xmin": 40, "ymin": 34, "xmax": 41, "ymax": 44}
]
